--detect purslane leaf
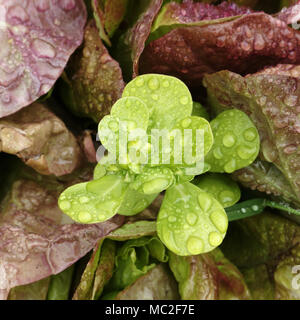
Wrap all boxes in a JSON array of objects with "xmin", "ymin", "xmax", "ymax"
[{"xmin": 0, "ymin": 0, "xmax": 86, "ymax": 118}]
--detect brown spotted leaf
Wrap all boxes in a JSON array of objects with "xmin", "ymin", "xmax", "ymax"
[
  {"xmin": 0, "ymin": 0, "xmax": 86, "ymax": 118},
  {"xmin": 61, "ymin": 20, "xmax": 124, "ymax": 122},
  {"xmin": 0, "ymin": 102, "xmax": 82, "ymax": 176}
]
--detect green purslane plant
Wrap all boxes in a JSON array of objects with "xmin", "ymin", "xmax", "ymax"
[{"xmin": 58, "ymin": 73, "xmax": 261, "ymax": 256}]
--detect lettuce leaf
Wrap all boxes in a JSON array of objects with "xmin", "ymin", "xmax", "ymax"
[
  {"xmin": 0, "ymin": 165, "xmax": 123, "ymax": 299},
  {"xmin": 0, "ymin": 0, "xmax": 86, "ymax": 118},
  {"xmin": 0, "ymin": 102, "xmax": 82, "ymax": 176},
  {"xmin": 168, "ymin": 248, "xmax": 251, "ymax": 300},
  {"xmin": 60, "ymin": 20, "xmax": 125, "ymax": 122},
  {"xmin": 203, "ymin": 67, "xmax": 300, "ymax": 205},
  {"xmin": 221, "ymin": 212, "xmax": 300, "ymax": 299},
  {"xmin": 115, "ymin": 264, "xmax": 179, "ymax": 300},
  {"xmin": 139, "ymin": 3, "xmax": 300, "ymax": 86}
]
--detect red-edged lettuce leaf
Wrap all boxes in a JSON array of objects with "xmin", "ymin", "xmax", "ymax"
[
  {"xmin": 277, "ymin": 1, "xmax": 300, "ymax": 24},
  {"xmin": 115, "ymin": 0, "xmax": 163, "ymax": 80},
  {"xmin": 0, "ymin": 102, "xmax": 82, "ymax": 176},
  {"xmin": 115, "ymin": 264, "xmax": 179, "ymax": 300},
  {"xmin": 168, "ymin": 248, "xmax": 251, "ymax": 300},
  {"xmin": 60, "ymin": 20, "xmax": 124, "ymax": 122},
  {"xmin": 221, "ymin": 212, "xmax": 300, "ymax": 299},
  {"xmin": 139, "ymin": 4, "xmax": 300, "ymax": 86},
  {"xmin": 0, "ymin": 165, "xmax": 123, "ymax": 300},
  {"xmin": 203, "ymin": 68, "xmax": 300, "ymax": 203},
  {"xmin": 0, "ymin": 0, "xmax": 86, "ymax": 118}
]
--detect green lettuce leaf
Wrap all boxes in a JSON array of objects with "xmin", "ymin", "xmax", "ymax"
[{"xmin": 8, "ymin": 278, "xmax": 50, "ymax": 300}]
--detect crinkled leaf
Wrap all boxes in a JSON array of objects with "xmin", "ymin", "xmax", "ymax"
[
  {"xmin": 107, "ymin": 236, "xmax": 167, "ymax": 292},
  {"xmin": 0, "ymin": 102, "xmax": 82, "ymax": 176},
  {"xmin": 140, "ymin": 8, "xmax": 300, "ymax": 86},
  {"xmin": 60, "ymin": 20, "xmax": 125, "ymax": 122},
  {"xmin": 115, "ymin": 0, "xmax": 163, "ymax": 80},
  {"xmin": 232, "ymin": 160, "xmax": 300, "ymax": 207},
  {"xmin": 221, "ymin": 212, "xmax": 300, "ymax": 299},
  {"xmin": 0, "ymin": 0, "xmax": 86, "ymax": 118},
  {"xmin": 115, "ymin": 264, "xmax": 180, "ymax": 300},
  {"xmin": 168, "ymin": 248, "xmax": 250, "ymax": 300},
  {"xmin": 0, "ymin": 167, "xmax": 123, "ymax": 299},
  {"xmin": 8, "ymin": 277, "xmax": 50, "ymax": 300},
  {"xmin": 47, "ymin": 265, "xmax": 74, "ymax": 300},
  {"xmin": 203, "ymin": 69, "xmax": 300, "ymax": 203}
]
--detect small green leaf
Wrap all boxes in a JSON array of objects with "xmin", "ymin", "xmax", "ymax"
[
  {"xmin": 131, "ymin": 166, "xmax": 175, "ymax": 194},
  {"xmin": 122, "ymin": 74, "xmax": 193, "ymax": 130},
  {"xmin": 157, "ymin": 182, "xmax": 228, "ymax": 256},
  {"xmin": 118, "ymin": 187, "xmax": 158, "ymax": 216},
  {"xmin": 192, "ymin": 102, "xmax": 210, "ymax": 120},
  {"xmin": 196, "ymin": 173, "xmax": 241, "ymax": 208},
  {"xmin": 206, "ymin": 109, "xmax": 260, "ymax": 173},
  {"xmin": 58, "ymin": 174, "xmax": 128, "ymax": 223}
]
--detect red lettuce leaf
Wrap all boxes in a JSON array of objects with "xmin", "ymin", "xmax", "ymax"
[
  {"xmin": 203, "ymin": 67, "xmax": 300, "ymax": 203},
  {"xmin": 0, "ymin": 0, "xmax": 87, "ymax": 118},
  {"xmin": 60, "ymin": 20, "xmax": 125, "ymax": 122},
  {"xmin": 139, "ymin": 3, "xmax": 300, "ymax": 86},
  {"xmin": 115, "ymin": 0, "xmax": 163, "ymax": 80},
  {"xmin": 0, "ymin": 166, "xmax": 123, "ymax": 299}
]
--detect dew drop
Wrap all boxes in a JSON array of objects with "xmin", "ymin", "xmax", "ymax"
[
  {"xmin": 187, "ymin": 236, "xmax": 204, "ymax": 255},
  {"xmin": 181, "ymin": 117, "xmax": 191, "ymax": 128},
  {"xmin": 135, "ymin": 78, "xmax": 144, "ymax": 87},
  {"xmin": 143, "ymin": 178, "xmax": 169, "ymax": 194},
  {"xmin": 213, "ymin": 147, "xmax": 223, "ymax": 160},
  {"xmin": 208, "ymin": 232, "xmax": 222, "ymax": 247},
  {"xmin": 186, "ymin": 213, "xmax": 198, "ymax": 226},
  {"xmin": 243, "ymin": 128, "xmax": 257, "ymax": 142},
  {"xmin": 78, "ymin": 211, "xmax": 92, "ymax": 223},
  {"xmin": 59, "ymin": 0, "xmax": 76, "ymax": 11},
  {"xmin": 237, "ymin": 146, "xmax": 256, "ymax": 160},
  {"xmin": 32, "ymin": 39, "xmax": 56, "ymax": 59},
  {"xmin": 180, "ymin": 96, "xmax": 189, "ymax": 105},
  {"xmin": 210, "ymin": 210, "xmax": 227, "ymax": 233},
  {"xmin": 148, "ymin": 78, "xmax": 159, "ymax": 90},
  {"xmin": 163, "ymin": 80, "xmax": 170, "ymax": 88},
  {"xmin": 59, "ymin": 200, "xmax": 71, "ymax": 211},
  {"xmin": 108, "ymin": 120, "xmax": 119, "ymax": 132},
  {"xmin": 219, "ymin": 190, "xmax": 234, "ymax": 205},
  {"xmin": 224, "ymin": 159, "xmax": 236, "ymax": 173},
  {"xmin": 79, "ymin": 196, "xmax": 89, "ymax": 204},
  {"xmin": 198, "ymin": 194, "xmax": 212, "ymax": 211},
  {"xmin": 168, "ymin": 215, "xmax": 177, "ymax": 223},
  {"xmin": 34, "ymin": 0, "xmax": 50, "ymax": 12},
  {"xmin": 222, "ymin": 133, "xmax": 236, "ymax": 148},
  {"xmin": 151, "ymin": 94, "xmax": 159, "ymax": 101}
]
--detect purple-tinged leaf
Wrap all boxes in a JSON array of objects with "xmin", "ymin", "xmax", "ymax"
[
  {"xmin": 61, "ymin": 20, "xmax": 125, "ymax": 122},
  {"xmin": 0, "ymin": 102, "xmax": 82, "ymax": 176},
  {"xmin": 0, "ymin": 0, "xmax": 87, "ymax": 118},
  {"xmin": 203, "ymin": 68, "xmax": 300, "ymax": 202},
  {"xmin": 0, "ymin": 167, "xmax": 124, "ymax": 300},
  {"xmin": 140, "ymin": 7, "xmax": 300, "ymax": 86}
]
